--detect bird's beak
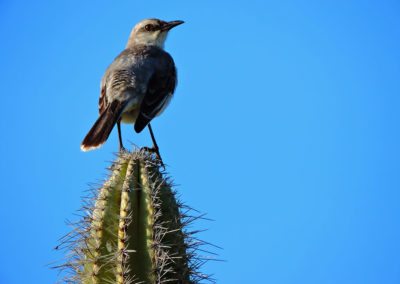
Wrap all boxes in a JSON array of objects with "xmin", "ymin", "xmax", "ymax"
[{"xmin": 161, "ymin": 20, "xmax": 184, "ymax": 31}]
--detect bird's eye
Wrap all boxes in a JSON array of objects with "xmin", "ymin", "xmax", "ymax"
[{"xmin": 144, "ymin": 24, "xmax": 153, "ymax": 31}]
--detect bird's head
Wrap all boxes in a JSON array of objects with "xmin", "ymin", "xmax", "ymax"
[{"xmin": 127, "ymin": 19, "xmax": 184, "ymax": 48}]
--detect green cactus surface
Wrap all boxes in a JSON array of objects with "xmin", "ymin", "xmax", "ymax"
[{"xmin": 57, "ymin": 150, "xmax": 213, "ymax": 284}]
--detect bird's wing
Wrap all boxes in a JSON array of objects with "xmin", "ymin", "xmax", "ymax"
[
  {"xmin": 134, "ymin": 54, "xmax": 177, "ymax": 133},
  {"xmin": 98, "ymin": 49, "xmax": 130, "ymax": 115},
  {"xmin": 98, "ymin": 85, "xmax": 108, "ymax": 114}
]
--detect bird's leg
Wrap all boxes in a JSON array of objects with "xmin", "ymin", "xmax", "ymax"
[
  {"xmin": 145, "ymin": 123, "xmax": 164, "ymax": 167},
  {"xmin": 117, "ymin": 119, "xmax": 125, "ymax": 152}
]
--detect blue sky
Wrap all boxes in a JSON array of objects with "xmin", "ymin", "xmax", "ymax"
[{"xmin": 1, "ymin": 1, "xmax": 400, "ymax": 283}]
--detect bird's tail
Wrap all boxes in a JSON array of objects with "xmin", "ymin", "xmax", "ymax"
[{"xmin": 81, "ymin": 101, "xmax": 126, "ymax": 151}]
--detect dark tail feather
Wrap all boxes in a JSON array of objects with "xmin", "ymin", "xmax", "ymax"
[
  {"xmin": 134, "ymin": 113, "xmax": 151, "ymax": 133},
  {"xmin": 81, "ymin": 101, "xmax": 125, "ymax": 151}
]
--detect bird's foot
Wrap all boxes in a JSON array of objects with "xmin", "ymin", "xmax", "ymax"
[
  {"xmin": 142, "ymin": 146, "xmax": 154, "ymax": 153},
  {"xmin": 119, "ymin": 146, "xmax": 127, "ymax": 153},
  {"xmin": 142, "ymin": 146, "xmax": 165, "ymax": 169}
]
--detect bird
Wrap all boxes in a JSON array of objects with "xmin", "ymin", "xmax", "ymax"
[{"xmin": 81, "ymin": 18, "xmax": 184, "ymax": 164}]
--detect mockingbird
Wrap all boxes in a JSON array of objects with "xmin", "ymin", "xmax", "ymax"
[{"xmin": 81, "ymin": 18, "xmax": 184, "ymax": 164}]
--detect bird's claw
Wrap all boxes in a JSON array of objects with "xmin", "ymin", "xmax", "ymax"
[
  {"xmin": 142, "ymin": 146, "xmax": 165, "ymax": 169},
  {"xmin": 142, "ymin": 146, "xmax": 155, "ymax": 153}
]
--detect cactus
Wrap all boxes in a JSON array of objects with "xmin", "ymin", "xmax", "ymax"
[{"xmin": 56, "ymin": 150, "xmax": 213, "ymax": 284}]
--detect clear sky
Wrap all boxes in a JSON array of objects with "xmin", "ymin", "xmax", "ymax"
[{"xmin": 1, "ymin": 1, "xmax": 399, "ymax": 283}]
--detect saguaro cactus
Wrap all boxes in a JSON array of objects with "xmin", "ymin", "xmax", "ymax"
[{"xmin": 57, "ymin": 150, "xmax": 212, "ymax": 283}]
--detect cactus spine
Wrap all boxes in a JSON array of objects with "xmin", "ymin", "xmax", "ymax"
[{"xmin": 58, "ymin": 150, "xmax": 211, "ymax": 283}]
